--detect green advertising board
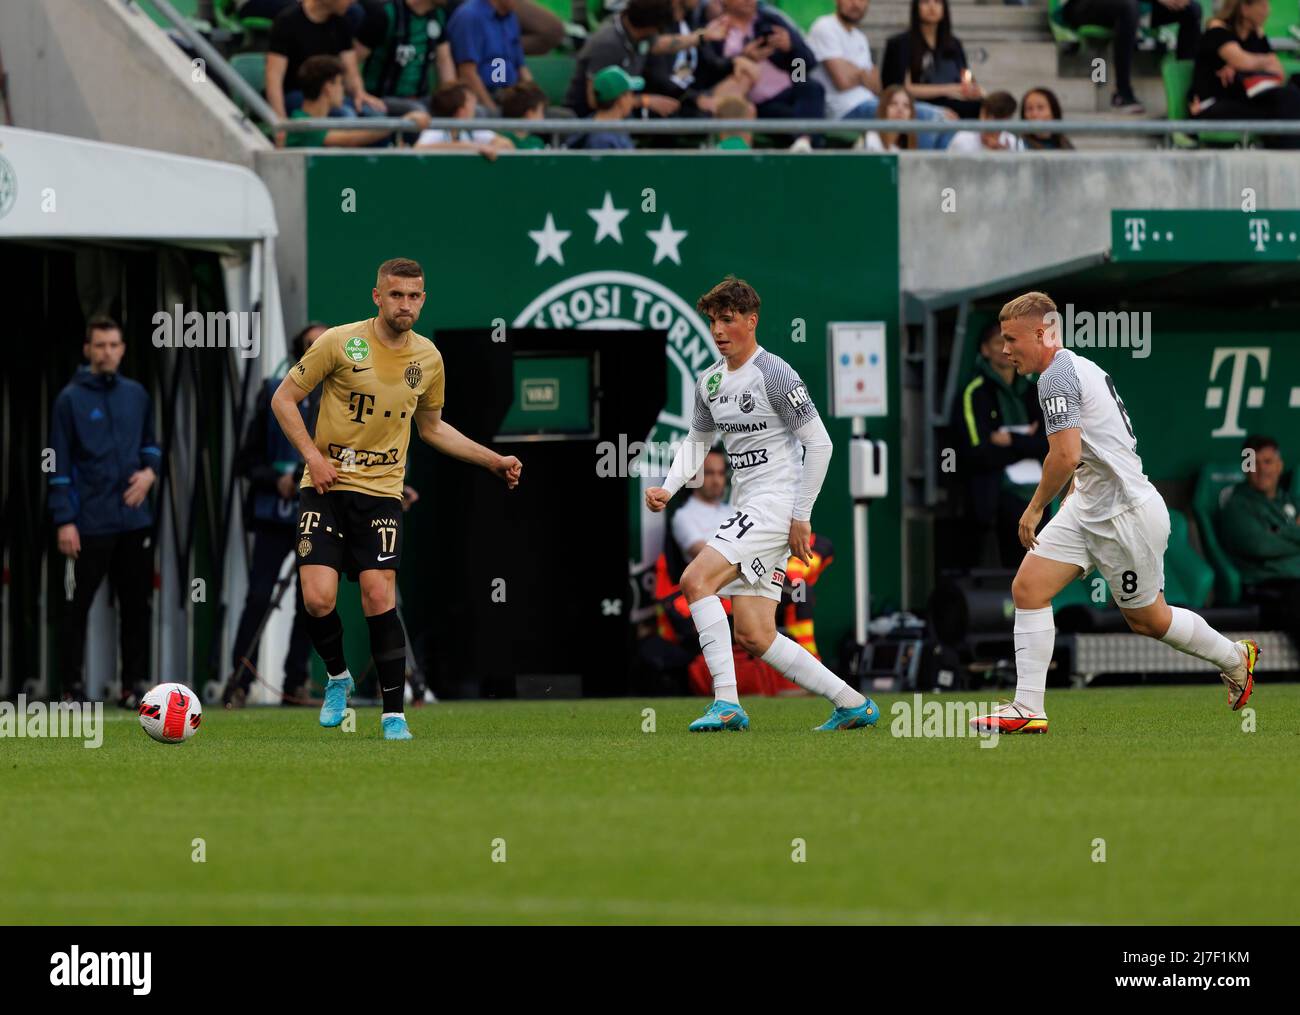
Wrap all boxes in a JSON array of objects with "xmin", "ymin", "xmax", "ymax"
[
  {"xmin": 1112, "ymin": 210, "xmax": 1300, "ymax": 262},
  {"xmin": 305, "ymin": 153, "xmax": 901, "ymax": 677}
]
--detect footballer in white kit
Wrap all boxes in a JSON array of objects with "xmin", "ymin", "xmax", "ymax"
[
  {"xmin": 646, "ymin": 277, "xmax": 879, "ymax": 732},
  {"xmin": 971, "ymin": 292, "xmax": 1258, "ymax": 735}
]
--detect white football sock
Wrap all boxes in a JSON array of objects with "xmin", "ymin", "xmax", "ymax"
[
  {"xmin": 689, "ymin": 596, "xmax": 739, "ymax": 704},
  {"xmin": 381, "ymin": 712, "xmax": 403, "ymax": 721},
  {"xmin": 761, "ymin": 633, "xmax": 866, "ymax": 708},
  {"xmin": 1013, "ymin": 607, "xmax": 1055, "ymax": 714},
  {"xmin": 1160, "ymin": 607, "xmax": 1241, "ymax": 672}
]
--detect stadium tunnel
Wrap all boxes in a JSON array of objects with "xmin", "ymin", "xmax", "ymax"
[
  {"xmin": 0, "ymin": 126, "xmax": 285, "ymax": 701},
  {"xmin": 902, "ymin": 243, "xmax": 1300, "ymax": 681}
]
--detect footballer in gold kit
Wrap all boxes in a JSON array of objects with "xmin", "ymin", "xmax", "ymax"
[{"xmin": 271, "ymin": 258, "xmax": 522, "ymax": 740}]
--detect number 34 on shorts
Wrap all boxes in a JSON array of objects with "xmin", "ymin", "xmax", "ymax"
[{"xmin": 707, "ymin": 506, "xmax": 793, "ymax": 588}]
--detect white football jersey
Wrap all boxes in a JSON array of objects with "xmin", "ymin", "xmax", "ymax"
[
  {"xmin": 689, "ymin": 347, "xmax": 817, "ymax": 513},
  {"xmin": 1037, "ymin": 348, "xmax": 1156, "ymax": 521}
]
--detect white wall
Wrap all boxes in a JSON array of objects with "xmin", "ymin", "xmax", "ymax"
[{"xmin": 0, "ymin": 0, "xmax": 268, "ymax": 167}]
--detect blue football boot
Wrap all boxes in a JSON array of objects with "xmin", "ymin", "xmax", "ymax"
[
  {"xmin": 318, "ymin": 675, "xmax": 354, "ymax": 728},
  {"xmin": 814, "ymin": 699, "xmax": 879, "ymax": 731},
  {"xmin": 688, "ymin": 699, "xmax": 750, "ymax": 732},
  {"xmin": 382, "ymin": 715, "xmax": 413, "ymax": 740}
]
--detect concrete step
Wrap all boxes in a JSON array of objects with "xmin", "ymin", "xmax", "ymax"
[
  {"xmin": 861, "ymin": 4, "xmax": 1051, "ymax": 42},
  {"xmin": 1064, "ymin": 112, "xmax": 1165, "ymax": 150}
]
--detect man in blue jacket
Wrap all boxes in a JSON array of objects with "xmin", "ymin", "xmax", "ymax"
[
  {"xmin": 225, "ymin": 322, "xmax": 327, "ymax": 708},
  {"xmin": 49, "ymin": 316, "xmax": 161, "ymax": 705}
]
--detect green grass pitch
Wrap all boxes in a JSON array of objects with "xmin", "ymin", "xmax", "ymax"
[{"xmin": 2, "ymin": 686, "xmax": 1296, "ymax": 925}]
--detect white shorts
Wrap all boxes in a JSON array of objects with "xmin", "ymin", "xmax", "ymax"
[
  {"xmin": 707, "ymin": 502, "xmax": 792, "ymax": 603},
  {"xmin": 1031, "ymin": 492, "xmax": 1170, "ymax": 608}
]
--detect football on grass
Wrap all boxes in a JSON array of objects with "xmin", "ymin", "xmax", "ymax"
[{"xmin": 138, "ymin": 683, "xmax": 203, "ymax": 744}]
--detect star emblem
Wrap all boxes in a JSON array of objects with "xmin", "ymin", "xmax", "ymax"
[
  {"xmin": 587, "ymin": 191, "xmax": 628, "ymax": 245},
  {"xmin": 528, "ymin": 212, "xmax": 571, "ymax": 266},
  {"xmin": 646, "ymin": 213, "xmax": 688, "ymax": 266}
]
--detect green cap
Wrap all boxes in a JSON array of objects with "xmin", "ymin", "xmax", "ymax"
[{"xmin": 592, "ymin": 65, "xmax": 644, "ymax": 103}]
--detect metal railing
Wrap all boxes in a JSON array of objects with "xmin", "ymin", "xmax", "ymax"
[{"xmin": 138, "ymin": 0, "xmax": 1300, "ymax": 145}]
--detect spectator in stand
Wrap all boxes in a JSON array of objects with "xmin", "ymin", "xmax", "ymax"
[
  {"xmin": 448, "ymin": 0, "xmax": 565, "ymax": 55},
  {"xmin": 703, "ymin": 0, "xmax": 825, "ymax": 150},
  {"xmin": 1061, "ymin": 0, "xmax": 1202, "ymax": 114},
  {"xmin": 882, "ymin": 0, "xmax": 983, "ymax": 120},
  {"xmin": 1021, "ymin": 86, "xmax": 1074, "ymax": 149},
  {"xmin": 947, "ymin": 90, "xmax": 1025, "ymax": 151},
  {"xmin": 286, "ymin": 55, "xmax": 429, "ymax": 146},
  {"xmin": 565, "ymin": 0, "xmax": 680, "ymax": 118},
  {"xmin": 1218, "ymin": 435, "xmax": 1300, "ymax": 649},
  {"xmin": 415, "ymin": 81, "xmax": 516, "ymax": 155},
  {"xmin": 267, "ymin": 0, "xmax": 385, "ymax": 121},
  {"xmin": 356, "ymin": 0, "xmax": 456, "ymax": 115},
  {"xmin": 861, "ymin": 84, "xmax": 916, "ymax": 150},
  {"xmin": 809, "ymin": 0, "xmax": 957, "ymax": 149},
  {"xmin": 713, "ymin": 93, "xmax": 757, "ymax": 148},
  {"xmin": 498, "ymin": 81, "xmax": 549, "ymax": 148},
  {"xmin": 1191, "ymin": 0, "xmax": 1300, "ymax": 148},
  {"xmin": 566, "ymin": 65, "xmax": 644, "ymax": 148},
  {"xmin": 640, "ymin": 0, "xmax": 760, "ymax": 116},
  {"xmin": 447, "ymin": 0, "xmax": 535, "ymax": 115},
  {"xmin": 49, "ymin": 316, "xmax": 161, "ymax": 707},
  {"xmin": 957, "ymin": 322, "xmax": 1048, "ymax": 568},
  {"xmin": 671, "ymin": 450, "xmax": 733, "ymax": 560}
]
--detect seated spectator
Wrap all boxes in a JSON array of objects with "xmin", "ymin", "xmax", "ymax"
[
  {"xmin": 703, "ymin": 0, "xmax": 825, "ymax": 149},
  {"xmin": 356, "ymin": 0, "xmax": 456, "ymax": 115},
  {"xmin": 860, "ymin": 84, "xmax": 915, "ymax": 150},
  {"xmin": 566, "ymin": 66, "xmax": 643, "ymax": 149},
  {"xmin": 447, "ymin": 0, "xmax": 534, "ymax": 115},
  {"xmin": 956, "ymin": 322, "xmax": 1048, "ymax": 568},
  {"xmin": 1021, "ymin": 86, "xmax": 1074, "ymax": 149},
  {"xmin": 947, "ymin": 90, "xmax": 1025, "ymax": 151},
  {"xmin": 497, "ymin": 81, "xmax": 549, "ymax": 148},
  {"xmin": 713, "ymin": 94, "xmax": 757, "ymax": 148},
  {"xmin": 1191, "ymin": 0, "xmax": 1300, "ymax": 149},
  {"xmin": 267, "ymin": 0, "xmax": 385, "ymax": 120},
  {"xmin": 1218, "ymin": 435, "xmax": 1300, "ymax": 649},
  {"xmin": 505, "ymin": 0, "xmax": 567, "ymax": 55},
  {"xmin": 642, "ymin": 0, "xmax": 759, "ymax": 116},
  {"xmin": 415, "ymin": 81, "xmax": 515, "ymax": 155},
  {"xmin": 671, "ymin": 450, "xmax": 733, "ymax": 560},
  {"xmin": 565, "ymin": 0, "xmax": 679, "ymax": 118},
  {"xmin": 808, "ymin": 0, "xmax": 957, "ymax": 150},
  {"xmin": 286, "ymin": 55, "xmax": 429, "ymax": 146},
  {"xmin": 882, "ymin": 0, "xmax": 983, "ymax": 120},
  {"xmin": 1061, "ymin": 0, "xmax": 1202, "ymax": 114}
]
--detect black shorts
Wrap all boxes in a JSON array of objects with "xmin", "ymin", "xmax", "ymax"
[{"xmin": 295, "ymin": 489, "xmax": 404, "ymax": 578}]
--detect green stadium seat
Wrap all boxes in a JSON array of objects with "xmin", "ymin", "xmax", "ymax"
[
  {"xmin": 1264, "ymin": 0, "xmax": 1299, "ymax": 44},
  {"xmin": 230, "ymin": 51, "xmax": 267, "ymax": 100},
  {"xmin": 1160, "ymin": 56, "xmax": 1254, "ymax": 148},
  {"xmin": 774, "ymin": 0, "xmax": 831, "ymax": 33},
  {"xmin": 1191, "ymin": 462, "xmax": 1247, "ymax": 606},
  {"xmin": 529, "ymin": 53, "xmax": 577, "ymax": 107},
  {"xmin": 1048, "ymin": 0, "xmax": 1116, "ymax": 46}
]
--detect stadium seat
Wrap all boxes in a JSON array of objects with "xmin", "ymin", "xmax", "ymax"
[
  {"xmin": 529, "ymin": 53, "xmax": 577, "ymax": 108},
  {"xmin": 1048, "ymin": 0, "xmax": 1116, "ymax": 46},
  {"xmin": 1191, "ymin": 462, "xmax": 1247, "ymax": 606},
  {"xmin": 230, "ymin": 52, "xmax": 267, "ymax": 100},
  {"xmin": 773, "ymin": 0, "xmax": 827, "ymax": 33},
  {"xmin": 1160, "ymin": 56, "xmax": 1254, "ymax": 149},
  {"xmin": 1263, "ymin": 0, "xmax": 1300, "ymax": 45}
]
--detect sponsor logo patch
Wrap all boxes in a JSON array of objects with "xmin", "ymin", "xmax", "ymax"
[
  {"xmin": 706, "ymin": 372, "xmax": 723, "ymax": 399},
  {"xmin": 785, "ymin": 384, "xmax": 810, "ymax": 408},
  {"xmin": 728, "ymin": 448, "xmax": 769, "ymax": 470},
  {"xmin": 771, "ymin": 567, "xmax": 786, "ymax": 587},
  {"xmin": 344, "ymin": 336, "xmax": 371, "ymax": 362},
  {"xmin": 328, "ymin": 443, "xmax": 401, "ymax": 467}
]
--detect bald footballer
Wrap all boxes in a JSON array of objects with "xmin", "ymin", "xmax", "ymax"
[{"xmin": 272, "ymin": 258, "xmax": 522, "ymax": 740}]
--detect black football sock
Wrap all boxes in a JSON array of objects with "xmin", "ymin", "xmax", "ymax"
[
  {"xmin": 366, "ymin": 608, "xmax": 408, "ymax": 715},
  {"xmin": 304, "ymin": 609, "xmax": 348, "ymax": 678}
]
